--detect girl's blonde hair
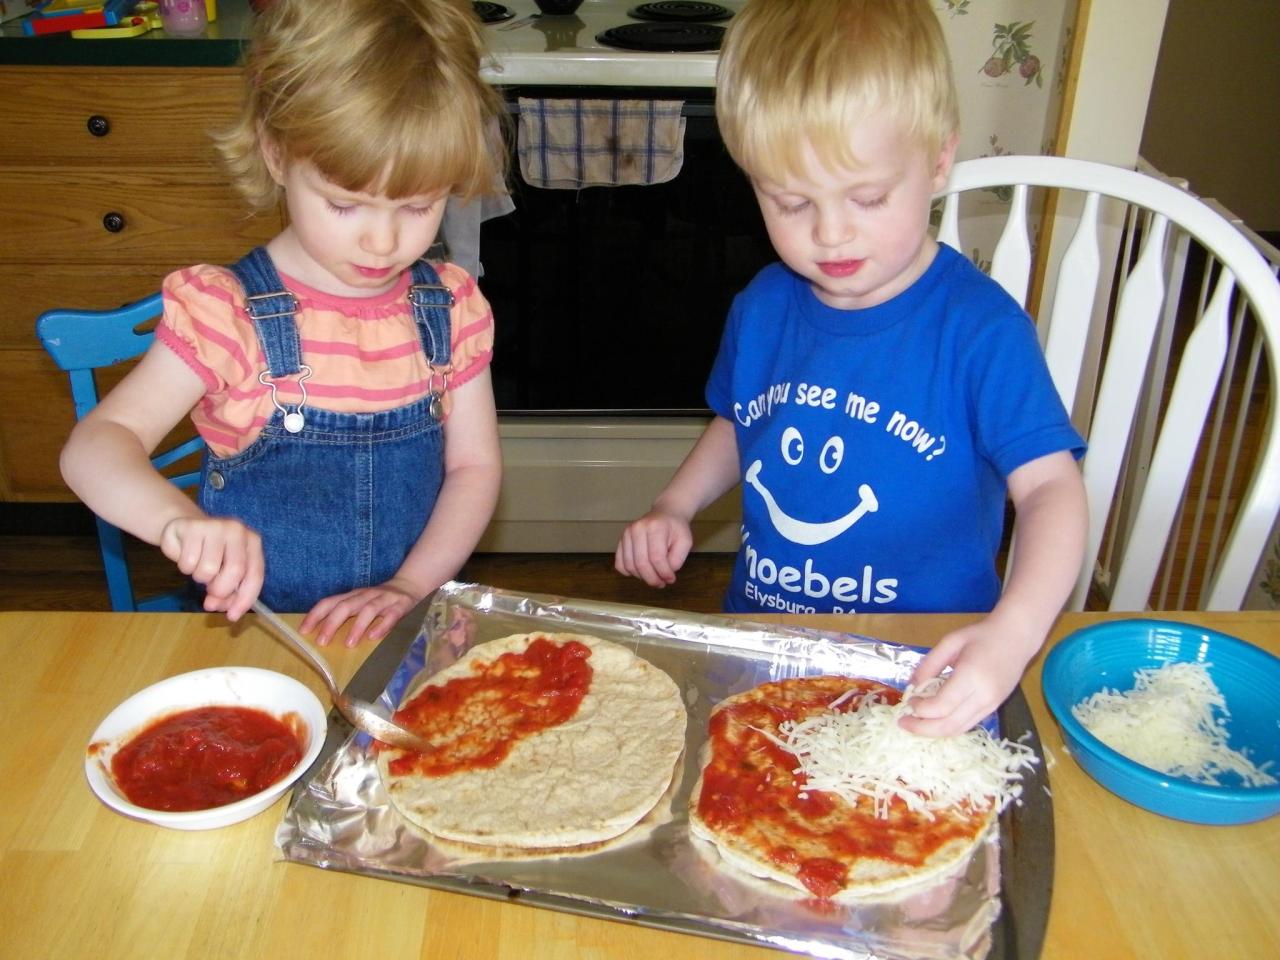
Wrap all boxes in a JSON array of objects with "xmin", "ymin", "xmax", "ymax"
[
  {"xmin": 215, "ymin": 0, "xmax": 506, "ymax": 210},
  {"xmin": 717, "ymin": 0, "xmax": 959, "ymax": 182}
]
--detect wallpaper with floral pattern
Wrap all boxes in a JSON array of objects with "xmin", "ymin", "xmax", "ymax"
[
  {"xmin": 936, "ymin": 0, "xmax": 1077, "ymax": 163},
  {"xmin": 933, "ymin": 0, "xmax": 1079, "ymax": 262}
]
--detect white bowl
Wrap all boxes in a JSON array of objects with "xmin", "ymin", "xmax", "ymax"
[{"xmin": 84, "ymin": 666, "xmax": 327, "ymax": 831}]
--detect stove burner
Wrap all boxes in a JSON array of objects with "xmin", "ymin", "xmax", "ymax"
[
  {"xmin": 596, "ymin": 22, "xmax": 725, "ymax": 52},
  {"xmin": 629, "ymin": 2, "xmax": 732, "ymax": 22},
  {"xmin": 472, "ymin": 1, "xmax": 514, "ymax": 24}
]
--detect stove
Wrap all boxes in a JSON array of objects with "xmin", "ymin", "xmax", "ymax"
[
  {"xmin": 472, "ymin": 2, "xmax": 765, "ymax": 549},
  {"xmin": 480, "ymin": 0, "xmax": 744, "ymax": 87}
]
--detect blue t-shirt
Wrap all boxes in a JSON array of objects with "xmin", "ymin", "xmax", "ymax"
[{"xmin": 706, "ymin": 244, "xmax": 1085, "ymax": 615}]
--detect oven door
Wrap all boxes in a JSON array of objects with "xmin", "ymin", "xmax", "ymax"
[{"xmin": 479, "ymin": 90, "xmax": 775, "ymax": 414}]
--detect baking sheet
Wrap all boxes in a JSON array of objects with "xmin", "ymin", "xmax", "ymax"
[{"xmin": 277, "ymin": 582, "xmax": 1053, "ymax": 960}]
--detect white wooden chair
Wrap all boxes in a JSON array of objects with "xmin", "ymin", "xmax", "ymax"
[{"xmin": 936, "ymin": 155, "xmax": 1280, "ymax": 611}]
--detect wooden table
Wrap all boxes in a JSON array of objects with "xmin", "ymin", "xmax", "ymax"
[{"xmin": 1, "ymin": 608, "xmax": 1277, "ymax": 960}]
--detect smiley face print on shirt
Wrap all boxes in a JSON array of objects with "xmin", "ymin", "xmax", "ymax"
[{"xmin": 744, "ymin": 428, "xmax": 879, "ymax": 545}]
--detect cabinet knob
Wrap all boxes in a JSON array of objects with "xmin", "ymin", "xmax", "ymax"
[
  {"xmin": 102, "ymin": 212, "xmax": 126, "ymax": 233},
  {"xmin": 86, "ymin": 115, "xmax": 111, "ymax": 137}
]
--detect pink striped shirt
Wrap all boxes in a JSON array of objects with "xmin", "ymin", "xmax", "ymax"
[{"xmin": 157, "ymin": 262, "xmax": 493, "ymax": 457}]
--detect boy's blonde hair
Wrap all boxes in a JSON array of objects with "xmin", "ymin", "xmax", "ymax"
[
  {"xmin": 215, "ymin": 0, "xmax": 506, "ymax": 210},
  {"xmin": 717, "ymin": 0, "xmax": 959, "ymax": 182}
]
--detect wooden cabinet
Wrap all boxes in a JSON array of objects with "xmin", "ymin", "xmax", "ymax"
[{"xmin": 0, "ymin": 66, "xmax": 283, "ymax": 501}]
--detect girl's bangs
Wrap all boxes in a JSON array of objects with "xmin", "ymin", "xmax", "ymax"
[{"xmin": 301, "ymin": 106, "xmax": 494, "ymax": 201}]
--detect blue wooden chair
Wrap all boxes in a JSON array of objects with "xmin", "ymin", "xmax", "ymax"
[{"xmin": 37, "ymin": 293, "xmax": 205, "ymax": 611}]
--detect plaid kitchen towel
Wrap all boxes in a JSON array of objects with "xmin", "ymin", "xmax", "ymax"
[{"xmin": 517, "ymin": 98, "xmax": 686, "ymax": 189}]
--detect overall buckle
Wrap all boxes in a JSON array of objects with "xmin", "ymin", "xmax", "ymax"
[{"xmin": 244, "ymin": 291, "xmax": 300, "ymax": 319}]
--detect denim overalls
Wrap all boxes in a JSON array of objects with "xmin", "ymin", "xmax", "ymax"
[{"xmin": 198, "ymin": 246, "xmax": 454, "ymax": 611}]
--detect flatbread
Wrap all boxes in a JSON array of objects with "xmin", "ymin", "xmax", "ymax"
[
  {"xmin": 688, "ymin": 676, "xmax": 997, "ymax": 901},
  {"xmin": 377, "ymin": 632, "xmax": 686, "ymax": 849},
  {"xmin": 421, "ymin": 760, "xmax": 683, "ymax": 865}
]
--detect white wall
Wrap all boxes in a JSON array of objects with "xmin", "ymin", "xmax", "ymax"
[{"xmin": 1056, "ymin": 0, "xmax": 1169, "ymax": 166}]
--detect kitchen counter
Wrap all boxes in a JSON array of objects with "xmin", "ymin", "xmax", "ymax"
[
  {"xmin": 1, "ymin": 607, "xmax": 1277, "ymax": 959},
  {"xmin": 0, "ymin": 0, "xmax": 255, "ymax": 66}
]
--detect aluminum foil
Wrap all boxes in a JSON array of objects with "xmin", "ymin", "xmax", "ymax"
[{"xmin": 276, "ymin": 582, "xmax": 1014, "ymax": 960}]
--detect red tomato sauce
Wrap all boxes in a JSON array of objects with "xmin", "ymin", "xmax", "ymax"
[
  {"xmin": 110, "ymin": 705, "xmax": 305, "ymax": 811},
  {"xmin": 696, "ymin": 678, "xmax": 978, "ymax": 899},
  {"xmin": 388, "ymin": 635, "xmax": 593, "ymax": 778}
]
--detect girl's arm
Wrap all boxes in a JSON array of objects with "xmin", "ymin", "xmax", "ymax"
[
  {"xmin": 60, "ymin": 342, "xmax": 266, "ymax": 618},
  {"xmin": 61, "ymin": 342, "xmax": 208, "ymax": 541},
  {"xmin": 301, "ymin": 368, "xmax": 502, "ymax": 645},
  {"xmin": 899, "ymin": 450, "xmax": 1088, "ymax": 736},
  {"xmin": 395, "ymin": 367, "xmax": 503, "ymax": 593},
  {"xmin": 615, "ymin": 414, "xmax": 741, "ymax": 588}
]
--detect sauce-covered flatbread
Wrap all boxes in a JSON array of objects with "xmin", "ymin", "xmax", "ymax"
[
  {"xmin": 689, "ymin": 676, "xmax": 996, "ymax": 900},
  {"xmin": 378, "ymin": 632, "xmax": 686, "ymax": 849}
]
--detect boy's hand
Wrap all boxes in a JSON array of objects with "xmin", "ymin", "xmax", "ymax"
[
  {"xmin": 300, "ymin": 577, "xmax": 421, "ymax": 648},
  {"xmin": 159, "ymin": 516, "xmax": 264, "ymax": 621},
  {"xmin": 615, "ymin": 510, "xmax": 693, "ymax": 588},
  {"xmin": 897, "ymin": 618, "xmax": 1036, "ymax": 737}
]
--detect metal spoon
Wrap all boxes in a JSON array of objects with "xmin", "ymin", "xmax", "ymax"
[{"xmin": 251, "ymin": 600, "xmax": 434, "ymax": 753}]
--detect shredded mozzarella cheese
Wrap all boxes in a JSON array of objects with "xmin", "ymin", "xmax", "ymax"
[
  {"xmin": 756, "ymin": 680, "xmax": 1039, "ymax": 821},
  {"xmin": 1070, "ymin": 661, "xmax": 1276, "ymax": 787}
]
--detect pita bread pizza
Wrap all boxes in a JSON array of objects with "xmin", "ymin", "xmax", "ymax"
[
  {"xmin": 377, "ymin": 632, "xmax": 686, "ymax": 851},
  {"xmin": 689, "ymin": 676, "xmax": 1037, "ymax": 900}
]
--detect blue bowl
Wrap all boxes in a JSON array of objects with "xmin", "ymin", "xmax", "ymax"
[{"xmin": 1042, "ymin": 619, "xmax": 1280, "ymax": 825}]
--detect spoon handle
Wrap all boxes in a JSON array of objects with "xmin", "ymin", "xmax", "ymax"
[{"xmin": 251, "ymin": 600, "xmax": 341, "ymax": 700}]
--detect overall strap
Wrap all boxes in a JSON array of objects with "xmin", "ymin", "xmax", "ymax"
[
  {"xmin": 408, "ymin": 259, "xmax": 454, "ymax": 368},
  {"xmin": 228, "ymin": 246, "xmax": 303, "ymax": 378}
]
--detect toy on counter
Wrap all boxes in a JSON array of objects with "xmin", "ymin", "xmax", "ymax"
[
  {"xmin": 21, "ymin": 0, "xmax": 135, "ymax": 35},
  {"xmin": 22, "ymin": 0, "xmax": 212, "ymax": 36},
  {"xmin": 70, "ymin": 0, "xmax": 159, "ymax": 37}
]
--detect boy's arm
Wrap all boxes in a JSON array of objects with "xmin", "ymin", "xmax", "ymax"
[
  {"xmin": 900, "ymin": 450, "xmax": 1087, "ymax": 736},
  {"xmin": 301, "ymin": 369, "xmax": 503, "ymax": 645},
  {"xmin": 616, "ymin": 415, "xmax": 740, "ymax": 588}
]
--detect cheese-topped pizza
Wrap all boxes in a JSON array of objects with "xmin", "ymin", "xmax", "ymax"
[
  {"xmin": 377, "ymin": 632, "xmax": 686, "ymax": 850},
  {"xmin": 689, "ymin": 676, "xmax": 1028, "ymax": 901}
]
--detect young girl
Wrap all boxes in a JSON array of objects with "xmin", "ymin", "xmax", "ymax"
[{"xmin": 60, "ymin": 0, "xmax": 507, "ymax": 647}]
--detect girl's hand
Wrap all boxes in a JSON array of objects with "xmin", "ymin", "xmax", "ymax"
[
  {"xmin": 897, "ymin": 618, "xmax": 1036, "ymax": 737},
  {"xmin": 159, "ymin": 516, "xmax": 264, "ymax": 621},
  {"xmin": 615, "ymin": 509, "xmax": 694, "ymax": 588},
  {"xmin": 300, "ymin": 577, "xmax": 422, "ymax": 647}
]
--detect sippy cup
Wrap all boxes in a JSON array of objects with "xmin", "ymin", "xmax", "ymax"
[{"xmin": 158, "ymin": 0, "xmax": 208, "ymax": 36}]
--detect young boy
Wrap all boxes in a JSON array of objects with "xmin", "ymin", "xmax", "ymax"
[{"xmin": 615, "ymin": 0, "xmax": 1088, "ymax": 736}]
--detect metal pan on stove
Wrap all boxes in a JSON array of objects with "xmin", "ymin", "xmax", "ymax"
[{"xmin": 597, "ymin": 22, "xmax": 725, "ymax": 52}]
